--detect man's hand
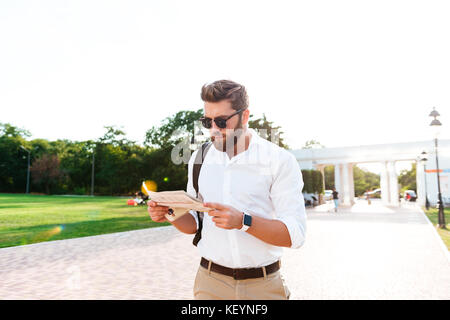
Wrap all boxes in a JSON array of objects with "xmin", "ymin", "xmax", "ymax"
[
  {"xmin": 204, "ymin": 202, "xmax": 244, "ymax": 230},
  {"xmin": 147, "ymin": 200, "xmax": 169, "ymax": 223}
]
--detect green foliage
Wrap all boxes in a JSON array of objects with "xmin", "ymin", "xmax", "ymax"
[
  {"xmin": 302, "ymin": 170, "xmax": 312, "ymax": 193},
  {"xmin": 248, "ymin": 114, "xmax": 288, "ymax": 149},
  {"xmin": 0, "ymin": 124, "xmax": 153, "ymax": 196},
  {"xmin": 59, "ymin": 141, "xmax": 95, "ymax": 194},
  {"xmin": 98, "ymin": 126, "xmax": 134, "ymax": 147},
  {"xmin": 302, "ymin": 139, "xmax": 324, "ymax": 149},
  {"xmin": 145, "ymin": 146, "xmax": 189, "ymax": 192},
  {"xmin": 144, "ymin": 109, "xmax": 203, "ymax": 148},
  {"xmin": 0, "ymin": 123, "xmax": 30, "ymax": 192},
  {"xmin": 143, "ymin": 109, "xmax": 205, "ymax": 192},
  {"xmin": 93, "ymin": 129, "xmax": 152, "ymax": 195},
  {"xmin": 30, "ymin": 154, "xmax": 65, "ymax": 194},
  {"xmin": 324, "ymin": 166, "xmax": 335, "ymax": 190},
  {"xmin": 1, "ymin": 112, "xmax": 289, "ymax": 196},
  {"xmin": 0, "ymin": 122, "xmax": 31, "ymax": 138},
  {"xmin": 301, "ymin": 169, "xmax": 323, "ymax": 194},
  {"xmin": 398, "ymin": 162, "xmax": 416, "ymax": 193},
  {"xmin": 324, "ymin": 165, "xmax": 380, "ymax": 196},
  {"xmin": 312, "ymin": 170, "xmax": 324, "ymax": 194},
  {"xmin": 353, "ymin": 165, "xmax": 380, "ymax": 196}
]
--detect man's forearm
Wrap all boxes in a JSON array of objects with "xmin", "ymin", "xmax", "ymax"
[
  {"xmin": 246, "ymin": 215, "xmax": 292, "ymax": 247},
  {"xmin": 171, "ymin": 213, "xmax": 197, "ymax": 234}
]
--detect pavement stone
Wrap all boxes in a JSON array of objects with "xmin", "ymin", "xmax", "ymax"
[{"xmin": 0, "ymin": 199, "xmax": 448, "ymax": 300}]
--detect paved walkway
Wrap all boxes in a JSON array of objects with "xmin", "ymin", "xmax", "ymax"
[{"xmin": 0, "ymin": 200, "xmax": 449, "ymax": 299}]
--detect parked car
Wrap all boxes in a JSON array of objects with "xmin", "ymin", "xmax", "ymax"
[
  {"xmin": 303, "ymin": 193, "xmax": 319, "ymax": 207},
  {"xmin": 404, "ymin": 190, "xmax": 417, "ymax": 202},
  {"xmin": 363, "ymin": 188, "xmax": 381, "ymax": 198},
  {"xmin": 324, "ymin": 190, "xmax": 333, "ymax": 201}
]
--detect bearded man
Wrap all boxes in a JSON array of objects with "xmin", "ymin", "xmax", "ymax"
[{"xmin": 148, "ymin": 79, "xmax": 306, "ymax": 300}]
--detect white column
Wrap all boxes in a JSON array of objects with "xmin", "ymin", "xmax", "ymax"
[
  {"xmin": 334, "ymin": 164, "xmax": 342, "ymax": 204},
  {"xmin": 342, "ymin": 163, "xmax": 351, "ymax": 205},
  {"xmin": 320, "ymin": 166, "xmax": 326, "ymax": 192},
  {"xmin": 387, "ymin": 161, "xmax": 399, "ymax": 206},
  {"xmin": 416, "ymin": 160, "xmax": 426, "ymax": 206},
  {"xmin": 380, "ymin": 161, "xmax": 390, "ymax": 205},
  {"xmin": 317, "ymin": 165, "xmax": 326, "ymax": 204},
  {"xmin": 348, "ymin": 163, "xmax": 355, "ymax": 205}
]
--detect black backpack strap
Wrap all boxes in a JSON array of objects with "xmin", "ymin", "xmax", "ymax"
[{"xmin": 192, "ymin": 141, "xmax": 212, "ymax": 247}]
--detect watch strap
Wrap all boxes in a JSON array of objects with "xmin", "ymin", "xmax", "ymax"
[{"xmin": 239, "ymin": 212, "xmax": 251, "ymax": 231}]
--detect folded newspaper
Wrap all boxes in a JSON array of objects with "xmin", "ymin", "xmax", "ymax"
[{"xmin": 142, "ymin": 182, "xmax": 211, "ymax": 222}]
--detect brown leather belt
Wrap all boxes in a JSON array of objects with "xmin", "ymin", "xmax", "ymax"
[{"xmin": 200, "ymin": 257, "xmax": 280, "ymax": 280}]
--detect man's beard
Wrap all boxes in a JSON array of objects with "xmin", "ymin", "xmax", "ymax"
[{"xmin": 211, "ymin": 117, "xmax": 244, "ymax": 153}]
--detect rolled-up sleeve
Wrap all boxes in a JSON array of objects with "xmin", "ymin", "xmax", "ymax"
[
  {"xmin": 186, "ymin": 149, "xmax": 199, "ymax": 230},
  {"xmin": 270, "ymin": 152, "xmax": 307, "ymax": 249}
]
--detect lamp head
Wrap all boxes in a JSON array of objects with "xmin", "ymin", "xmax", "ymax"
[
  {"xmin": 420, "ymin": 151, "xmax": 428, "ymax": 163},
  {"xmin": 429, "ymin": 108, "xmax": 440, "ymax": 118},
  {"xmin": 430, "ymin": 118, "xmax": 442, "ymax": 127},
  {"xmin": 429, "ymin": 108, "xmax": 442, "ymax": 138}
]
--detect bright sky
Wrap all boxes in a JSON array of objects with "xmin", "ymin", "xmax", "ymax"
[{"xmin": 1, "ymin": 0, "xmax": 450, "ymax": 158}]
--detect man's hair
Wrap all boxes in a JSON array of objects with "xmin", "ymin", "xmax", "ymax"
[{"xmin": 200, "ymin": 79, "xmax": 249, "ymax": 111}]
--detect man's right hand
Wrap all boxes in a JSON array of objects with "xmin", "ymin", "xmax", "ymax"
[{"xmin": 147, "ymin": 200, "xmax": 169, "ymax": 223}]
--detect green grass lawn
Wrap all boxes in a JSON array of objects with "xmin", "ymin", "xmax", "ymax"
[
  {"xmin": 423, "ymin": 207, "xmax": 450, "ymax": 250},
  {"xmin": 0, "ymin": 193, "xmax": 170, "ymax": 248}
]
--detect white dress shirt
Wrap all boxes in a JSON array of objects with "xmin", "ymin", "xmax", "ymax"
[{"xmin": 186, "ymin": 128, "xmax": 307, "ymax": 268}]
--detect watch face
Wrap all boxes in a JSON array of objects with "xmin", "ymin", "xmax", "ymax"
[{"xmin": 243, "ymin": 214, "xmax": 252, "ymax": 226}]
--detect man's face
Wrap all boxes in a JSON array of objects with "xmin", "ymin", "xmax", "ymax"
[{"xmin": 203, "ymin": 100, "xmax": 249, "ymax": 151}]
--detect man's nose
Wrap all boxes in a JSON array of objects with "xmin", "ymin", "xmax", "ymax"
[
  {"xmin": 210, "ymin": 121, "xmax": 224, "ymax": 133},
  {"xmin": 210, "ymin": 120, "xmax": 220, "ymax": 131}
]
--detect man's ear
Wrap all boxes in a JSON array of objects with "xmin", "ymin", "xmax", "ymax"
[{"xmin": 242, "ymin": 109, "xmax": 250, "ymax": 125}]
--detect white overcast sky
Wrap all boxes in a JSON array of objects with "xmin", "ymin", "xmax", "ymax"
[{"xmin": 1, "ymin": 0, "xmax": 450, "ymax": 161}]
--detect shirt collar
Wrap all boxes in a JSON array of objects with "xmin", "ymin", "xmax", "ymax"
[{"xmin": 246, "ymin": 127, "xmax": 263, "ymax": 149}]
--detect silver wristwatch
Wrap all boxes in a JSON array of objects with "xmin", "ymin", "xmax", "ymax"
[{"xmin": 239, "ymin": 212, "xmax": 252, "ymax": 232}]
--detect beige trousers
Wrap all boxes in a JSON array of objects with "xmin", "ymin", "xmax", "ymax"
[{"xmin": 193, "ymin": 264, "xmax": 291, "ymax": 300}]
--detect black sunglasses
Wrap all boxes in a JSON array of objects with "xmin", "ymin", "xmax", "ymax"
[{"xmin": 199, "ymin": 108, "xmax": 246, "ymax": 129}]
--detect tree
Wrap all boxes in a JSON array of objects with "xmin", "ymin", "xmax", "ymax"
[
  {"xmin": 302, "ymin": 140, "xmax": 325, "ymax": 149},
  {"xmin": 353, "ymin": 166, "xmax": 380, "ymax": 196},
  {"xmin": 30, "ymin": 154, "xmax": 65, "ymax": 194},
  {"xmin": 59, "ymin": 140, "xmax": 96, "ymax": 194},
  {"xmin": 0, "ymin": 123, "xmax": 31, "ymax": 192},
  {"xmin": 94, "ymin": 127, "xmax": 150, "ymax": 195},
  {"xmin": 248, "ymin": 114, "xmax": 288, "ymax": 149},
  {"xmin": 145, "ymin": 109, "xmax": 204, "ymax": 148},
  {"xmin": 323, "ymin": 165, "xmax": 380, "ymax": 196},
  {"xmin": 324, "ymin": 166, "xmax": 335, "ymax": 190},
  {"xmin": 398, "ymin": 162, "xmax": 416, "ymax": 193},
  {"xmin": 1, "ymin": 110, "xmax": 291, "ymax": 195},
  {"xmin": 312, "ymin": 170, "xmax": 324, "ymax": 194},
  {"xmin": 0, "ymin": 122, "xmax": 31, "ymax": 138},
  {"xmin": 301, "ymin": 169, "xmax": 323, "ymax": 194},
  {"xmin": 98, "ymin": 126, "xmax": 134, "ymax": 147},
  {"xmin": 143, "ymin": 109, "xmax": 206, "ymax": 193}
]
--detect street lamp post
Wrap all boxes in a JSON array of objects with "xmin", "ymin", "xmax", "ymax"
[
  {"xmin": 20, "ymin": 146, "xmax": 31, "ymax": 194},
  {"xmin": 429, "ymin": 108, "xmax": 446, "ymax": 229},
  {"xmin": 89, "ymin": 143, "xmax": 97, "ymax": 197},
  {"xmin": 91, "ymin": 150, "xmax": 95, "ymax": 196},
  {"xmin": 420, "ymin": 151, "xmax": 430, "ymax": 211}
]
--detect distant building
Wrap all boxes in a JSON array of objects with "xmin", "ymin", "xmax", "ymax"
[{"xmin": 290, "ymin": 140, "xmax": 450, "ymax": 207}]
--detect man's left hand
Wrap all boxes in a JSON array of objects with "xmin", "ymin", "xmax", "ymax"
[{"xmin": 204, "ymin": 202, "xmax": 243, "ymax": 230}]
